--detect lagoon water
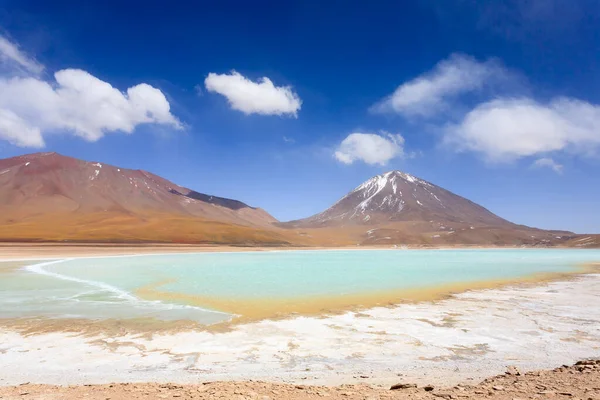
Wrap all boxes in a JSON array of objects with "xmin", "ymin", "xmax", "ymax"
[{"xmin": 1, "ymin": 249, "xmax": 599, "ymax": 325}]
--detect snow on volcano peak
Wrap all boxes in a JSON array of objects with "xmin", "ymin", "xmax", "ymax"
[{"xmin": 290, "ymin": 170, "xmax": 510, "ymax": 228}]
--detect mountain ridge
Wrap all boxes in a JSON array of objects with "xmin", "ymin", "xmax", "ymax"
[
  {"xmin": 284, "ymin": 170, "xmax": 515, "ymax": 228},
  {"xmin": 0, "ymin": 153, "xmax": 595, "ymax": 247},
  {"xmin": 0, "ymin": 152, "xmax": 287, "ymax": 244},
  {"xmin": 280, "ymin": 170, "xmax": 584, "ymax": 247},
  {"xmin": 0, "ymin": 152, "xmax": 272, "ymax": 219}
]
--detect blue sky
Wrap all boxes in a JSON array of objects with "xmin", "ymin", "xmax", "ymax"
[{"xmin": 0, "ymin": 0, "xmax": 599, "ymax": 233}]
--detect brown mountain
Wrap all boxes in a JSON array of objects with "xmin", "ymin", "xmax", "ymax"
[
  {"xmin": 0, "ymin": 156, "xmax": 590, "ymax": 247},
  {"xmin": 0, "ymin": 152, "xmax": 287, "ymax": 244},
  {"xmin": 282, "ymin": 171, "xmax": 577, "ymax": 246},
  {"xmin": 286, "ymin": 171, "xmax": 512, "ymax": 227}
]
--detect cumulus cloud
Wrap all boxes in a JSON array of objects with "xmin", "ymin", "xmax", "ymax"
[
  {"xmin": 334, "ymin": 132, "xmax": 404, "ymax": 166},
  {"xmin": 0, "ymin": 34, "xmax": 44, "ymax": 75},
  {"xmin": 205, "ymin": 71, "xmax": 301, "ymax": 116},
  {"xmin": 0, "ymin": 34, "xmax": 182, "ymax": 148},
  {"xmin": 444, "ymin": 97, "xmax": 600, "ymax": 162},
  {"xmin": 0, "ymin": 109, "xmax": 44, "ymax": 147},
  {"xmin": 371, "ymin": 52, "xmax": 600, "ymax": 167},
  {"xmin": 533, "ymin": 157, "xmax": 564, "ymax": 174},
  {"xmin": 371, "ymin": 54, "xmax": 511, "ymax": 117},
  {"xmin": 0, "ymin": 69, "xmax": 182, "ymax": 147}
]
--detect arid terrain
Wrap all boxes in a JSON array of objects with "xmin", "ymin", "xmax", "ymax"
[
  {"xmin": 1, "ymin": 4, "xmax": 599, "ymax": 400},
  {"xmin": 0, "ymin": 360, "xmax": 598, "ymax": 399},
  {"xmin": 1, "ymin": 153, "xmax": 599, "ymax": 400},
  {"xmin": 0, "ymin": 152, "xmax": 294, "ymax": 245},
  {"xmin": 0, "ymin": 152, "xmax": 598, "ymax": 248}
]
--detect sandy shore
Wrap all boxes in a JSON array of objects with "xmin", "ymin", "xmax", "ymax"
[
  {"xmin": 0, "ymin": 242, "xmax": 574, "ymax": 260},
  {"xmin": 1, "ymin": 359, "xmax": 599, "ymax": 399},
  {"xmin": 0, "ymin": 243, "xmax": 305, "ymax": 260}
]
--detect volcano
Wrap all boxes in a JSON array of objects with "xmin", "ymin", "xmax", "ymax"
[
  {"xmin": 283, "ymin": 171, "xmax": 574, "ymax": 246},
  {"xmin": 286, "ymin": 171, "xmax": 511, "ymax": 227}
]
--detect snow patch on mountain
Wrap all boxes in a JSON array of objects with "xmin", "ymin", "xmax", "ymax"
[
  {"xmin": 291, "ymin": 169, "xmax": 511, "ymax": 228},
  {"xmin": 341, "ymin": 171, "xmax": 439, "ymax": 219}
]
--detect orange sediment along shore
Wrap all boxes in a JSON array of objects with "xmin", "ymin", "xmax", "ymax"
[
  {"xmin": 0, "ymin": 243, "xmax": 302, "ymax": 260},
  {"xmin": 3, "ymin": 243, "xmax": 595, "ymax": 261},
  {"xmin": 134, "ymin": 263, "xmax": 600, "ymax": 324},
  {"xmin": 1, "ymin": 272, "xmax": 599, "ymax": 388},
  {"xmin": 2, "ymin": 245, "xmax": 599, "ymax": 335}
]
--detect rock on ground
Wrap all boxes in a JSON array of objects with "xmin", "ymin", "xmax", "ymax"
[{"xmin": 0, "ymin": 359, "xmax": 599, "ymax": 399}]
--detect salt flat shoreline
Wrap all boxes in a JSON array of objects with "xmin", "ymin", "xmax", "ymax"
[
  {"xmin": 3, "ymin": 247, "xmax": 599, "ymax": 329},
  {"xmin": 1, "ymin": 272, "xmax": 599, "ymax": 388},
  {"xmin": 0, "ymin": 242, "xmax": 591, "ymax": 261},
  {"xmin": 1, "ymin": 245, "xmax": 599, "ymax": 392},
  {"xmin": 0, "ymin": 243, "xmax": 295, "ymax": 260}
]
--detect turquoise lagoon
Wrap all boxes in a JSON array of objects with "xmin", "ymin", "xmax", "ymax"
[{"xmin": 1, "ymin": 249, "xmax": 599, "ymax": 325}]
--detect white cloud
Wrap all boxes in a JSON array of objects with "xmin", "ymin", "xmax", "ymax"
[
  {"xmin": 371, "ymin": 52, "xmax": 600, "ymax": 168},
  {"xmin": 0, "ymin": 35, "xmax": 44, "ymax": 75},
  {"xmin": 205, "ymin": 71, "xmax": 301, "ymax": 116},
  {"xmin": 371, "ymin": 54, "xmax": 511, "ymax": 117},
  {"xmin": 0, "ymin": 69, "xmax": 182, "ymax": 147},
  {"xmin": 0, "ymin": 109, "xmax": 44, "ymax": 148},
  {"xmin": 444, "ymin": 97, "xmax": 600, "ymax": 162},
  {"xmin": 0, "ymin": 34, "xmax": 182, "ymax": 148},
  {"xmin": 533, "ymin": 157, "xmax": 564, "ymax": 174},
  {"xmin": 334, "ymin": 132, "xmax": 404, "ymax": 166}
]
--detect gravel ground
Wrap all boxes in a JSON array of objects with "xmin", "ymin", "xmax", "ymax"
[{"xmin": 0, "ymin": 359, "xmax": 599, "ymax": 399}]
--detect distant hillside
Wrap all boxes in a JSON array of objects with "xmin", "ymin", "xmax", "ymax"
[
  {"xmin": 562, "ymin": 235, "xmax": 600, "ymax": 248},
  {"xmin": 285, "ymin": 171, "xmax": 513, "ymax": 228},
  {"xmin": 0, "ymin": 152, "xmax": 287, "ymax": 245},
  {"xmin": 281, "ymin": 171, "xmax": 580, "ymax": 247},
  {"xmin": 0, "ymin": 155, "xmax": 594, "ymax": 247}
]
